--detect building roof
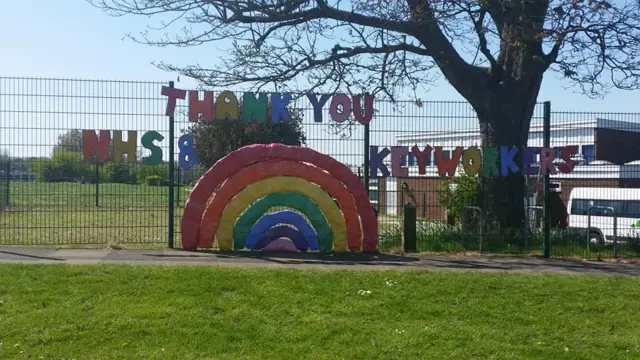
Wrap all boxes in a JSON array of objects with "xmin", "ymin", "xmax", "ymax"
[{"xmin": 395, "ymin": 118, "xmax": 640, "ymax": 143}]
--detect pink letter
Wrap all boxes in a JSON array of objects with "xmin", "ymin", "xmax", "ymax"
[
  {"xmin": 161, "ymin": 86, "xmax": 187, "ymax": 117},
  {"xmin": 540, "ymin": 147, "xmax": 557, "ymax": 175},
  {"xmin": 329, "ymin": 94, "xmax": 352, "ymax": 123}
]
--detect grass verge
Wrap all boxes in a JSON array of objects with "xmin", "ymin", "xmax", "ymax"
[{"xmin": 1, "ymin": 265, "xmax": 640, "ymax": 359}]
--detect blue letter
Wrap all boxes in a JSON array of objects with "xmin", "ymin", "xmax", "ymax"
[
  {"xmin": 271, "ymin": 93, "xmax": 292, "ymax": 123},
  {"xmin": 499, "ymin": 145, "xmax": 519, "ymax": 176},
  {"xmin": 370, "ymin": 146, "xmax": 391, "ymax": 177},
  {"xmin": 307, "ymin": 94, "xmax": 330, "ymax": 122}
]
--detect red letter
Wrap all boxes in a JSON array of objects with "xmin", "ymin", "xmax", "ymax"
[
  {"xmin": 82, "ymin": 130, "xmax": 111, "ymax": 162},
  {"xmin": 411, "ymin": 145, "xmax": 432, "ymax": 175},
  {"xmin": 352, "ymin": 94, "xmax": 374, "ymax": 124},
  {"xmin": 559, "ymin": 146, "xmax": 578, "ymax": 174},
  {"xmin": 161, "ymin": 86, "xmax": 186, "ymax": 117},
  {"xmin": 188, "ymin": 91, "xmax": 214, "ymax": 122},
  {"xmin": 435, "ymin": 146, "xmax": 463, "ymax": 177},
  {"xmin": 540, "ymin": 147, "xmax": 557, "ymax": 175}
]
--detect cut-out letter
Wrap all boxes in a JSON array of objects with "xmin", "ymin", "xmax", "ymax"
[
  {"xmin": 499, "ymin": 146, "xmax": 520, "ymax": 176},
  {"xmin": 307, "ymin": 94, "xmax": 330, "ymax": 123},
  {"xmin": 483, "ymin": 147, "xmax": 499, "ymax": 177},
  {"xmin": 411, "ymin": 145, "xmax": 432, "ymax": 175},
  {"xmin": 82, "ymin": 130, "xmax": 110, "ymax": 162},
  {"xmin": 271, "ymin": 93, "xmax": 292, "ymax": 123},
  {"xmin": 391, "ymin": 147, "xmax": 409, "ymax": 177},
  {"xmin": 178, "ymin": 135, "xmax": 199, "ymax": 169},
  {"xmin": 161, "ymin": 86, "xmax": 186, "ymax": 117},
  {"xmin": 352, "ymin": 94, "xmax": 374, "ymax": 124},
  {"xmin": 141, "ymin": 131, "xmax": 164, "ymax": 165},
  {"xmin": 522, "ymin": 147, "xmax": 539, "ymax": 176},
  {"xmin": 462, "ymin": 146, "xmax": 482, "ymax": 176},
  {"xmin": 435, "ymin": 146, "xmax": 463, "ymax": 177},
  {"xmin": 329, "ymin": 94, "xmax": 352, "ymax": 123},
  {"xmin": 113, "ymin": 131, "xmax": 137, "ymax": 162},
  {"xmin": 188, "ymin": 91, "xmax": 214, "ymax": 122},
  {"xmin": 540, "ymin": 147, "xmax": 557, "ymax": 175},
  {"xmin": 215, "ymin": 91, "xmax": 239, "ymax": 121},
  {"xmin": 559, "ymin": 146, "xmax": 578, "ymax": 174},
  {"xmin": 242, "ymin": 93, "xmax": 268, "ymax": 123},
  {"xmin": 370, "ymin": 146, "xmax": 391, "ymax": 177}
]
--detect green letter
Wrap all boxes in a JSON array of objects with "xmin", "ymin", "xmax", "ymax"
[
  {"xmin": 141, "ymin": 131, "xmax": 164, "ymax": 165},
  {"xmin": 483, "ymin": 147, "xmax": 499, "ymax": 177},
  {"xmin": 242, "ymin": 92, "xmax": 268, "ymax": 123}
]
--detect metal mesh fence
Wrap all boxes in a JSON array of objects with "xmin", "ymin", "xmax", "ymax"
[
  {"xmin": 1, "ymin": 76, "xmax": 640, "ymax": 259},
  {"xmin": 547, "ymin": 111, "xmax": 640, "ymax": 259},
  {"xmin": 0, "ymin": 77, "xmax": 170, "ymax": 247}
]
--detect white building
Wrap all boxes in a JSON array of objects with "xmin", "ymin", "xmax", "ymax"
[
  {"xmin": 393, "ymin": 118, "xmax": 640, "ymax": 179},
  {"xmin": 372, "ymin": 118, "xmax": 640, "ymax": 219}
]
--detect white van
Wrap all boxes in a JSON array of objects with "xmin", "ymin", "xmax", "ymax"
[{"xmin": 567, "ymin": 188, "xmax": 640, "ymax": 244}]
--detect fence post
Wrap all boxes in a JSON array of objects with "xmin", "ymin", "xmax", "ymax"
[
  {"xmin": 5, "ymin": 159, "xmax": 10, "ymax": 206},
  {"xmin": 168, "ymin": 81, "xmax": 176, "ymax": 249},
  {"xmin": 403, "ymin": 204, "xmax": 417, "ymax": 253},
  {"xmin": 95, "ymin": 163, "xmax": 100, "ymax": 207},
  {"xmin": 543, "ymin": 101, "xmax": 551, "ymax": 258},
  {"xmin": 363, "ymin": 122, "xmax": 370, "ymax": 196}
]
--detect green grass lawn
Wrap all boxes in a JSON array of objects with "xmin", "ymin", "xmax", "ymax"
[{"xmin": 0, "ymin": 265, "xmax": 639, "ymax": 359}]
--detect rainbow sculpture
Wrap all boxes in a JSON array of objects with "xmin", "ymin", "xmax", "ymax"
[{"xmin": 181, "ymin": 143, "xmax": 378, "ymax": 252}]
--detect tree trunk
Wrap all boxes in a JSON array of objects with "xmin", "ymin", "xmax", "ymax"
[{"xmin": 475, "ymin": 94, "xmax": 539, "ymax": 231}]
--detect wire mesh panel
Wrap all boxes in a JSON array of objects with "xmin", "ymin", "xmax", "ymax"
[
  {"xmin": 369, "ymin": 100, "xmax": 548, "ymax": 254},
  {"xmin": 1, "ymin": 75, "xmax": 639, "ymax": 259},
  {"xmin": 0, "ymin": 77, "xmax": 169, "ymax": 247}
]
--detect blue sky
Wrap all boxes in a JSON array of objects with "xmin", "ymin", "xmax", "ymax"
[{"xmin": 1, "ymin": 1, "xmax": 639, "ymax": 164}]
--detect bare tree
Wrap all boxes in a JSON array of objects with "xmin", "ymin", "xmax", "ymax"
[{"xmin": 89, "ymin": 0, "xmax": 640, "ymax": 229}]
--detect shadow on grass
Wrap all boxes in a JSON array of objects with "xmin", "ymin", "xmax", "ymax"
[{"xmin": 159, "ymin": 249, "xmax": 421, "ymax": 266}]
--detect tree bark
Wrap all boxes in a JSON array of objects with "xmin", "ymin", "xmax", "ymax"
[{"xmin": 474, "ymin": 83, "xmax": 542, "ymax": 231}]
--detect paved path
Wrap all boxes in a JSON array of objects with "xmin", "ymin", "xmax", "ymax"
[{"xmin": 1, "ymin": 247, "xmax": 640, "ymax": 276}]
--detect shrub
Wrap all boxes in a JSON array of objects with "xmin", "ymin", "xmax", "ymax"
[
  {"xmin": 104, "ymin": 161, "xmax": 135, "ymax": 184},
  {"xmin": 146, "ymin": 175, "xmax": 169, "ymax": 187},
  {"xmin": 136, "ymin": 164, "xmax": 170, "ymax": 184},
  {"xmin": 35, "ymin": 151, "xmax": 92, "ymax": 182},
  {"xmin": 436, "ymin": 175, "xmax": 479, "ymax": 223}
]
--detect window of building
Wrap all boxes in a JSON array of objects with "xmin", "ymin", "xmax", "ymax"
[
  {"xmin": 625, "ymin": 201, "xmax": 640, "ymax": 218},
  {"xmin": 434, "ymin": 150, "xmax": 451, "ymax": 166},
  {"xmin": 400, "ymin": 155, "xmax": 407, "ymax": 167},
  {"xmin": 582, "ymin": 145, "xmax": 595, "ymax": 164},
  {"xmin": 408, "ymin": 153, "xmax": 416, "ymax": 166},
  {"xmin": 554, "ymin": 147, "xmax": 563, "ymax": 159}
]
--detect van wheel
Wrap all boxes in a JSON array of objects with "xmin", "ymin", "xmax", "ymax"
[{"xmin": 589, "ymin": 231, "xmax": 604, "ymax": 245}]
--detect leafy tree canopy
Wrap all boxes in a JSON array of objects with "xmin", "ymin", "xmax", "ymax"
[{"xmin": 189, "ymin": 108, "xmax": 307, "ymax": 168}]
